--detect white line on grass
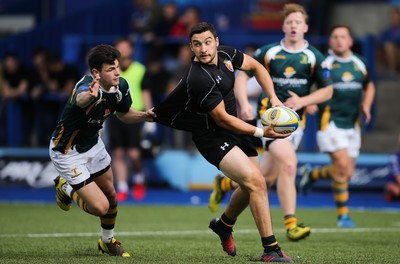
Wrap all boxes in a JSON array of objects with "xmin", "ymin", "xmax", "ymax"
[{"xmin": 1, "ymin": 227, "xmax": 400, "ymax": 238}]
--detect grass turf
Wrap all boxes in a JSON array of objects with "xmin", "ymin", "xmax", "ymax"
[{"xmin": 0, "ymin": 203, "xmax": 399, "ymax": 263}]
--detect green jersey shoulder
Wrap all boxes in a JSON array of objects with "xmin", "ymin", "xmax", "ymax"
[
  {"xmin": 51, "ymin": 75, "xmax": 132, "ymax": 154},
  {"xmin": 317, "ymin": 51, "xmax": 370, "ymax": 130}
]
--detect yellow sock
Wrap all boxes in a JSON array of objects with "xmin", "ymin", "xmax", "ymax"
[
  {"xmin": 332, "ymin": 180, "xmax": 349, "ymax": 216},
  {"xmin": 100, "ymin": 202, "xmax": 118, "ymax": 230},
  {"xmin": 220, "ymin": 177, "xmax": 233, "ymax": 192},
  {"xmin": 100, "ymin": 202, "xmax": 118, "ymax": 243},
  {"xmin": 311, "ymin": 165, "xmax": 334, "ymax": 181},
  {"xmin": 284, "ymin": 215, "xmax": 297, "ymax": 230},
  {"xmin": 71, "ymin": 190, "xmax": 89, "ymax": 213}
]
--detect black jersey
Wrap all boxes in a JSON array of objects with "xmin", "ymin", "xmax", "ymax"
[
  {"xmin": 154, "ymin": 46, "xmax": 244, "ymax": 134},
  {"xmin": 51, "ymin": 75, "xmax": 132, "ymax": 154}
]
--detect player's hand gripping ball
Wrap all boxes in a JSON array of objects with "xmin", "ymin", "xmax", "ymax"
[{"xmin": 261, "ymin": 106, "xmax": 300, "ymax": 134}]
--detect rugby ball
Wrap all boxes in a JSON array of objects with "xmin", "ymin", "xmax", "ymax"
[{"xmin": 261, "ymin": 106, "xmax": 300, "ymax": 134}]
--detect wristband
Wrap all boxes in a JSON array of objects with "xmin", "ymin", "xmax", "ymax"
[{"xmin": 253, "ymin": 127, "xmax": 264, "ymax": 138}]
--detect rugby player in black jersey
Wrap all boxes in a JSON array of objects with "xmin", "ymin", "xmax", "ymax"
[{"xmin": 154, "ymin": 22, "xmax": 293, "ymax": 263}]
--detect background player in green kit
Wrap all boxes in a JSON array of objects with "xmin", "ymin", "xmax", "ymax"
[
  {"xmin": 49, "ymin": 44, "xmax": 155, "ymax": 257},
  {"xmin": 299, "ymin": 25, "xmax": 375, "ymax": 227},
  {"xmin": 209, "ymin": 3, "xmax": 333, "ymax": 242}
]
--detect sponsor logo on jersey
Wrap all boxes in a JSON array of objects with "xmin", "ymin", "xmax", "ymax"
[
  {"xmin": 220, "ymin": 142, "xmax": 229, "ymax": 151},
  {"xmin": 274, "ymin": 55, "xmax": 286, "ymax": 59},
  {"xmin": 104, "ymin": 109, "xmax": 111, "ymax": 118},
  {"xmin": 342, "ymin": 72, "xmax": 354, "ymax": 82},
  {"xmin": 224, "ymin": 59, "xmax": 234, "ymax": 72},
  {"xmin": 283, "ymin": 67, "xmax": 296, "ymax": 78}
]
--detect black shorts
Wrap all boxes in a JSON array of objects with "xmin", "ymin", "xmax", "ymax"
[
  {"xmin": 193, "ymin": 130, "xmax": 258, "ymax": 169},
  {"xmin": 107, "ymin": 115, "xmax": 143, "ymax": 149}
]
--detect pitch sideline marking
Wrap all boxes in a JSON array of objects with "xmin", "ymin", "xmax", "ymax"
[{"xmin": 1, "ymin": 227, "xmax": 399, "ymax": 238}]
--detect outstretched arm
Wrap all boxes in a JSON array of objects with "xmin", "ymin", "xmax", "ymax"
[
  {"xmin": 116, "ymin": 107, "xmax": 156, "ymax": 124},
  {"xmin": 209, "ymin": 100, "xmax": 289, "ymax": 138}
]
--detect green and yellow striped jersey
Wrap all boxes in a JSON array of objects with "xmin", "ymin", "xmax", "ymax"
[
  {"xmin": 51, "ymin": 74, "xmax": 132, "ymax": 154},
  {"xmin": 317, "ymin": 51, "xmax": 369, "ymax": 130},
  {"xmin": 253, "ymin": 40, "xmax": 332, "ymax": 126}
]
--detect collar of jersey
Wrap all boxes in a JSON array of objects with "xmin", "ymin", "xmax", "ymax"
[
  {"xmin": 328, "ymin": 49, "xmax": 354, "ymax": 63},
  {"xmin": 280, "ymin": 39, "xmax": 309, "ymax": 53}
]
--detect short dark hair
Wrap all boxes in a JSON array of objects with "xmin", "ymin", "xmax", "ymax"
[
  {"xmin": 87, "ymin": 44, "xmax": 120, "ymax": 71},
  {"xmin": 329, "ymin": 24, "xmax": 353, "ymax": 38},
  {"xmin": 189, "ymin": 22, "xmax": 218, "ymax": 43}
]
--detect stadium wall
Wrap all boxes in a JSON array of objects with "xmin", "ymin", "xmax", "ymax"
[{"xmin": 0, "ymin": 148, "xmax": 391, "ymax": 192}]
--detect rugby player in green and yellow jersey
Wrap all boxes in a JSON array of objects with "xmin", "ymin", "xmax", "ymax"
[
  {"xmin": 299, "ymin": 25, "xmax": 375, "ymax": 228},
  {"xmin": 49, "ymin": 44, "xmax": 156, "ymax": 257}
]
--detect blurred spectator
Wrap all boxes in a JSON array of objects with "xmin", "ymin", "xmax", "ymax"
[
  {"xmin": 131, "ymin": 0, "xmax": 162, "ymax": 41},
  {"xmin": 30, "ymin": 47, "xmax": 49, "ymax": 101},
  {"xmin": 32, "ymin": 50, "xmax": 80, "ymax": 146},
  {"xmin": 385, "ymin": 134, "xmax": 400, "ymax": 202},
  {"xmin": 153, "ymin": 2, "xmax": 179, "ymax": 43},
  {"xmin": 0, "ymin": 52, "xmax": 31, "ymax": 146},
  {"xmin": 46, "ymin": 51, "xmax": 80, "ymax": 95},
  {"xmin": 166, "ymin": 44, "xmax": 192, "ymax": 92},
  {"xmin": 141, "ymin": 54, "xmax": 171, "ymax": 150},
  {"xmin": 131, "ymin": 0, "xmax": 163, "ymax": 60},
  {"xmin": 164, "ymin": 44, "xmax": 195, "ymax": 151},
  {"xmin": 152, "ymin": 1, "xmax": 180, "ymax": 58},
  {"xmin": 0, "ymin": 52, "xmax": 29, "ymax": 100},
  {"xmin": 170, "ymin": 6, "xmax": 201, "ymax": 38},
  {"xmin": 0, "ymin": 62, "xmax": 5, "ymax": 145},
  {"xmin": 379, "ymin": 6, "xmax": 400, "ymax": 79},
  {"xmin": 108, "ymin": 37, "xmax": 148, "ymax": 202}
]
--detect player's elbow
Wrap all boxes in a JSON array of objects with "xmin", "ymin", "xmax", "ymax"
[{"xmin": 324, "ymin": 85, "xmax": 334, "ymax": 101}]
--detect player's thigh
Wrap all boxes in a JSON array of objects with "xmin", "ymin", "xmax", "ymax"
[
  {"xmin": 219, "ymin": 146, "xmax": 264, "ymax": 189},
  {"xmin": 260, "ymin": 151, "xmax": 277, "ymax": 184},
  {"xmin": 329, "ymin": 149, "xmax": 350, "ymax": 180},
  {"xmin": 93, "ymin": 167, "xmax": 116, "ymax": 198},
  {"xmin": 268, "ymin": 138, "xmax": 297, "ymax": 166}
]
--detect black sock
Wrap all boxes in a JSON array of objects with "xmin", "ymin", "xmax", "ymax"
[
  {"xmin": 262, "ymin": 235, "xmax": 279, "ymax": 253},
  {"xmin": 218, "ymin": 213, "xmax": 235, "ymax": 233}
]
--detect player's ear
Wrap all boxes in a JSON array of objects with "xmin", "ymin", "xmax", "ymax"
[
  {"xmin": 304, "ymin": 23, "xmax": 309, "ymax": 34},
  {"xmin": 349, "ymin": 36, "xmax": 354, "ymax": 49},
  {"xmin": 215, "ymin": 37, "xmax": 219, "ymax": 47},
  {"xmin": 91, "ymin": 68, "xmax": 99, "ymax": 78}
]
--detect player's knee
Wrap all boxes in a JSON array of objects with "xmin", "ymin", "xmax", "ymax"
[
  {"xmin": 244, "ymin": 171, "xmax": 267, "ymax": 193},
  {"xmin": 90, "ymin": 200, "xmax": 110, "ymax": 216},
  {"xmin": 281, "ymin": 159, "xmax": 297, "ymax": 179},
  {"xmin": 103, "ymin": 188, "xmax": 117, "ymax": 204},
  {"xmin": 334, "ymin": 162, "xmax": 348, "ymax": 180}
]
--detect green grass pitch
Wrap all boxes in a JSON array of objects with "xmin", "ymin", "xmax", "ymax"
[{"xmin": 0, "ymin": 203, "xmax": 399, "ymax": 263}]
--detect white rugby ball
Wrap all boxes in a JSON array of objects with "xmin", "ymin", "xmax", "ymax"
[{"xmin": 261, "ymin": 106, "xmax": 300, "ymax": 134}]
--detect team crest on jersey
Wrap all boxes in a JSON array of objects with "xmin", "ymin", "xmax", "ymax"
[
  {"xmin": 224, "ymin": 59, "xmax": 234, "ymax": 72},
  {"xmin": 300, "ymin": 54, "xmax": 308, "ymax": 64},
  {"xmin": 283, "ymin": 66, "xmax": 296, "ymax": 78},
  {"xmin": 342, "ymin": 72, "xmax": 354, "ymax": 82}
]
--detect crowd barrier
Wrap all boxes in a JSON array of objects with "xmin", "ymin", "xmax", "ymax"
[{"xmin": 0, "ymin": 148, "xmax": 391, "ymax": 192}]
